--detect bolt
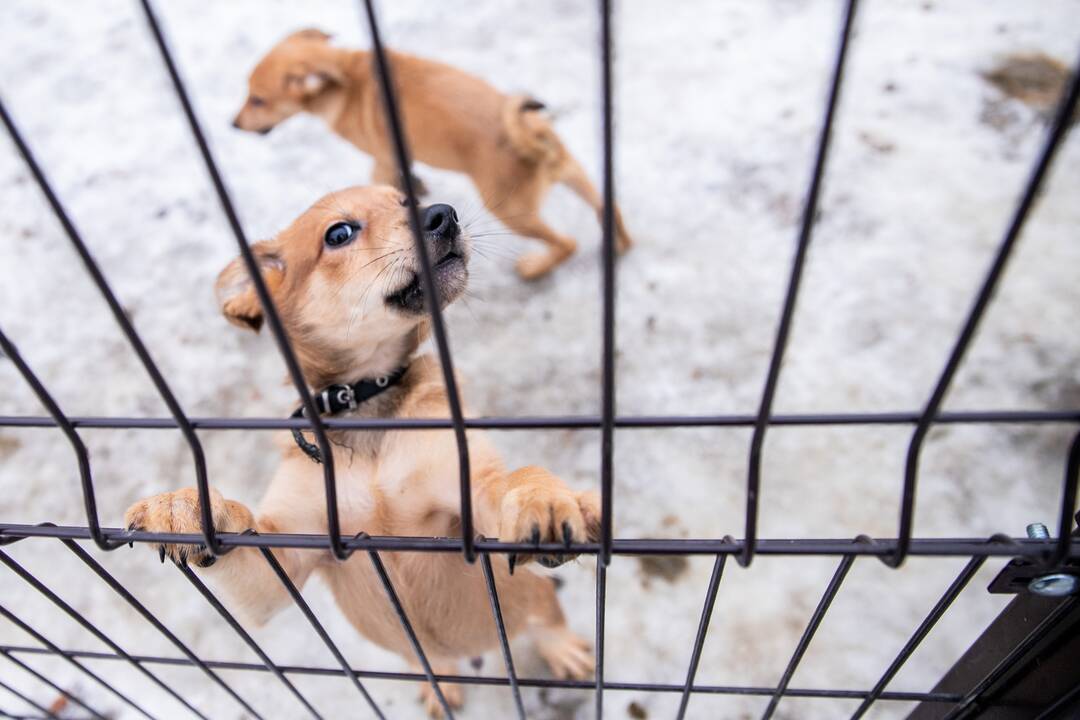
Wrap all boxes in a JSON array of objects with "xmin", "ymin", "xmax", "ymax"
[
  {"xmin": 1027, "ymin": 523, "xmax": 1050, "ymax": 540},
  {"xmin": 1029, "ymin": 573, "xmax": 1079, "ymax": 598}
]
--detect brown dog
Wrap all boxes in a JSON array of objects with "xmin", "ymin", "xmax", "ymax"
[
  {"xmin": 232, "ymin": 29, "xmax": 633, "ymax": 280},
  {"xmin": 124, "ymin": 185, "xmax": 600, "ymax": 717}
]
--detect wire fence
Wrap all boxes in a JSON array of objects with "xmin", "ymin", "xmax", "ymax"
[{"xmin": 0, "ymin": 0, "xmax": 1078, "ymax": 718}]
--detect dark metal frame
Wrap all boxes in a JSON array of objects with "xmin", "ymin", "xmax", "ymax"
[{"xmin": 0, "ymin": 1, "xmax": 1079, "ymax": 718}]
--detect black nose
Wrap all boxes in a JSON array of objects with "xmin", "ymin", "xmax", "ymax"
[
  {"xmin": 231, "ymin": 119, "xmax": 241, "ymax": 129},
  {"xmin": 422, "ymin": 204, "xmax": 459, "ymax": 238}
]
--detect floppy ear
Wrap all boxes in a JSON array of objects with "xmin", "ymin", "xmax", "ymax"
[
  {"xmin": 215, "ymin": 241, "xmax": 285, "ymax": 332},
  {"xmin": 284, "ymin": 38, "xmax": 346, "ymax": 98}
]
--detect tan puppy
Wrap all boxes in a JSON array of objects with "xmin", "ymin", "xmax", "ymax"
[
  {"xmin": 232, "ymin": 29, "xmax": 633, "ymax": 280},
  {"xmin": 124, "ymin": 185, "xmax": 600, "ymax": 717}
]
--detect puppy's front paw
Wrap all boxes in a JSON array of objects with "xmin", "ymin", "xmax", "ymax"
[
  {"xmin": 124, "ymin": 487, "xmax": 250, "ymax": 568},
  {"xmin": 499, "ymin": 467, "xmax": 601, "ymax": 572}
]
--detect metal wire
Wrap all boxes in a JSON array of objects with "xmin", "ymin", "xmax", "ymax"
[
  {"xmin": 256, "ymin": 545, "xmax": 386, "ymax": 719},
  {"xmin": 675, "ymin": 553, "xmax": 729, "ymax": 720},
  {"xmin": 0, "ymin": 97, "xmax": 216, "ymax": 555},
  {"xmin": 0, "ymin": 641, "xmax": 973, "ymax": 703},
  {"xmin": 742, "ymin": 0, "xmax": 859, "ymax": 568},
  {"xmin": 0, "ymin": 605, "xmax": 154, "ymax": 719},
  {"xmin": 359, "ymin": 0, "xmax": 475, "ymax": 563},
  {"xmin": 137, "ymin": 0, "xmax": 348, "ymax": 560},
  {"xmin": 0, "ymin": 550, "xmax": 208, "ymax": 720},
  {"xmin": 0, "ymin": 3, "xmax": 1076, "ymax": 719},
  {"xmin": 888, "ymin": 46, "xmax": 1080, "ymax": 568}
]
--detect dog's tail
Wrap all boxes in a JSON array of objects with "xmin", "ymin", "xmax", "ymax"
[{"xmin": 501, "ymin": 94, "xmax": 563, "ymax": 165}]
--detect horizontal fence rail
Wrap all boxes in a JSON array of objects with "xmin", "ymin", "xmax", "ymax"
[{"xmin": 0, "ymin": 0, "xmax": 1078, "ymax": 719}]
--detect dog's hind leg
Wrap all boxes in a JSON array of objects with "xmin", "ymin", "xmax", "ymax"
[
  {"xmin": 409, "ymin": 657, "xmax": 464, "ymax": 719},
  {"xmin": 525, "ymin": 577, "xmax": 595, "ymax": 680},
  {"xmin": 557, "ymin": 155, "xmax": 633, "ymax": 253}
]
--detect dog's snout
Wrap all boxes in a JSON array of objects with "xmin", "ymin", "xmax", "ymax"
[
  {"xmin": 231, "ymin": 118, "xmax": 241, "ymax": 130},
  {"xmin": 422, "ymin": 204, "xmax": 459, "ymax": 238}
]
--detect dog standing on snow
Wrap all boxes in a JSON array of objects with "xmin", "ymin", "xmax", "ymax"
[
  {"xmin": 231, "ymin": 29, "xmax": 633, "ymax": 280},
  {"xmin": 125, "ymin": 185, "xmax": 600, "ymax": 717}
]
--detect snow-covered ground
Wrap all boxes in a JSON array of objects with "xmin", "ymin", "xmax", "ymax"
[{"xmin": 1, "ymin": 1, "xmax": 1078, "ymax": 718}]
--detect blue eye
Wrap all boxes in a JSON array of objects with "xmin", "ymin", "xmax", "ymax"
[{"xmin": 324, "ymin": 222, "xmax": 358, "ymax": 247}]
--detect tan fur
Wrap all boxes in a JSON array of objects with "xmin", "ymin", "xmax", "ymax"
[
  {"xmin": 231, "ymin": 29, "xmax": 633, "ymax": 280},
  {"xmin": 125, "ymin": 185, "xmax": 599, "ymax": 717}
]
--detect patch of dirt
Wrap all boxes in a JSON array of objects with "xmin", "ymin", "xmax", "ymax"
[
  {"xmin": 638, "ymin": 555, "xmax": 689, "ymax": 586},
  {"xmin": 0, "ymin": 434, "xmax": 22, "ymax": 458},
  {"xmin": 627, "ymin": 700, "xmax": 648, "ymax": 719},
  {"xmin": 982, "ymin": 53, "xmax": 1077, "ymax": 123}
]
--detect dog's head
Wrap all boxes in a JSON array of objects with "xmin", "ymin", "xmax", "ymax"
[
  {"xmin": 215, "ymin": 185, "xmax": 469, "ymax": 386},
  {"xmin": 232, "ymin": 28, "xmax": 344, "ymax": 135}
]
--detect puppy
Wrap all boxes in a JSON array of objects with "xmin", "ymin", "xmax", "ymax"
[
  {"xmin": 231, "ymin": 28, "xmax": 633, "ymax": 280},
  {"xmin": 125, "ymin": 185, "xmax": 600, "ymax": 718}
]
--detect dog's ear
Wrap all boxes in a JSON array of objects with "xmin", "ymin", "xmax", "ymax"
[
  {"xmin": 215, "ymin": 241, "xmax": 285, "ymax": 332},
  {"xmin": 285, "ymin": 56, "xmax": 344, "ymax": 98}
]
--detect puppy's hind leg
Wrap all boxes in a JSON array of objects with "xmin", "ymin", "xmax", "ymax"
[
  {"xmin": 409, "ymin": 657, "xmax": 464, "ymax": 719},
  {"xmin": 497, "ymin": 211, "xmax": 578, "ymax": 281},
  {"xmin": 557, "ymin": 155, "xmax": 634, "ymax": 253},
  {"xmin": 525, "ymin": 576, "xmax": 595, "ymax": 680}
]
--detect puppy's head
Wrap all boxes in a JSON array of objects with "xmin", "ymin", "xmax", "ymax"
[
  {"xmin": 215, "ymin": 185, "xmax": 469, "ymax": 386},
  {"xmin": 232, "ymin": 28, "xmax": 344, "ymax": 134}
]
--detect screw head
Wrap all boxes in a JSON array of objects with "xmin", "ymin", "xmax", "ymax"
[
  {"xmin": 1029, "ymin": 573, "xmax": 1079, "ymax": 598},
  {"xmin": 1026, "ymin": 523, "xmax": 1050, "ymax": 540}
]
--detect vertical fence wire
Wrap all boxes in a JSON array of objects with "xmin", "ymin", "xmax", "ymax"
[
  {"xmin": 0, "ymin": 550, "xmax": 208, "ymax": 720},
  {"xmin": 0, "ymin": 650, "xmax": 104, "ymax": 720},
  {"xmin": 598, "ymin": 0, "xmax": 617, "ymax": 570},
  {"xmin": 675, "ymin": 553, "xmax": 729, "ymax": 720},
  {"xmin": 0, "ymin": 678, "xmax": 60, "ymax": 720},
  {"xmin": 59, "ymin": 538, "xmax": 265, "ymax": 720},
  {"xmin": 367, "ymin": 548, "xmax": 456, "ymax": 719},
  {"xmin": 888, "ymin": 50, "xmax": 1080, "ymax": 568},
  {"xmin": 593, "ymin": 561, "xmax": 608, "ymax": 720},
  {"xmin": 0, "ymin": 96, "xmax": 216, "ymax": 555},
  {"xmin": 741, "ymin": 0, "xmax": 859, "ymax": 568},
  {"xmin": 1049, "ymin": 431, "xmax": 1080, "ymax": 567},
  {"xmin": 849, "ymin": 556, "xmax": 985, "ymax": 719},
  {"xmin": 0, "ymin": 605, "xmax": 154, "ymax": 720},
  {"xmin": 479, "ymin": 552, "xmax": 527, "ymax": 720},
  {"xmin": 136, "ymin": 0, "xmax": 352, "ymax": 560},
  {"xmin": 359, "ymin": 0, "xmax": 475, "ymax": 562},
  {"xmin": 174, "ymin": 562, "xmax": 323, "ymax": 719},
  {"xmin": 0, "ymin": 327, "xmax": 114, "ymax": 551},
  {"xmin": 761, "ymin": 552, "xmax": 857, "ymax": 720},
  {"xmin": 256, "ymin": 546, "xmax": 386, "ymax": 720}
]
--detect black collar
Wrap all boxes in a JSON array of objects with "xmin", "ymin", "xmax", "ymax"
[{"xmin": 290, "ymin": 366, "xmax": 408, "ymax": 464}]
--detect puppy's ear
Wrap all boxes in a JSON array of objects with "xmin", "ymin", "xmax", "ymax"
[{"xmin": 215, "ymin": 241, "xmax": 285, "ymax": 332}]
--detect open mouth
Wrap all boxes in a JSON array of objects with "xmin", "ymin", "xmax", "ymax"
[{"xmin": 385, "ymin": 251, "xmax": 467, "ymax": 314}]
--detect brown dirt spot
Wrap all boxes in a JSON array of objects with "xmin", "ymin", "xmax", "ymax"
[
  {"xmin": 638, "ymin": 555, "xmax": 689, "ymax": 584},
  {"xmin": 983, "ymin": 53, "xmax": 1076, "ymax": 122},
  {"xmin": 0, "ymin": 435, "xmax": 22, "ymax": 458}
]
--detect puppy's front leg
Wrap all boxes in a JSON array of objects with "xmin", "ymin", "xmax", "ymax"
[
  {"xmin": 478, "ymin": 465, "xmax": 601, "ymax": 571},
  {"xmin": 124, "ymin": 488, "xmax": 316, "ymax": 625}
]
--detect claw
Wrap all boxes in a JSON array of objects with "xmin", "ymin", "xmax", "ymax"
[
  {"xmin": 508, "ymin": 553, "xmax": 517, "ymax": 576},
  {"xmin": 562, "ymin": 521, "xmax": 573, "ymax": 547},
  {"xmin": 158, "ymin": 545, "xmax": 166, "ymax": 564}
]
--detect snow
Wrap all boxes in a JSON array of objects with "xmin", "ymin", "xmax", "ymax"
[{"xmin": 1, "ymin": 1, "xmax": 1078, "ymax": 718}]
